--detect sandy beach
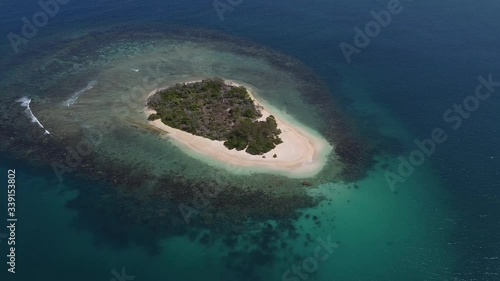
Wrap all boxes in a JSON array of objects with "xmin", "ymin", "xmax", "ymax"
[{"xmin": 144, "ymin": 80, "xmax": 333, "ymax": 178}]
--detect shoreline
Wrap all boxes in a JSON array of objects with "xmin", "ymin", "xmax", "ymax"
[{"xmin": 144, "ymin": 79, "xmax": 333, "ymax": 178}]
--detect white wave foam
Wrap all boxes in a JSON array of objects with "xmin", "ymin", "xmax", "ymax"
[
  {"xmin": 65, "ymin": 80, "xmax": 98, "ymax": 107},
  {"xmin": 17, "ymin": 97, "xmax": 50, "ymax": 135}
]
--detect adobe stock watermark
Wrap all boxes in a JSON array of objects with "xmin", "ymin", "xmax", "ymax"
[
  {"xmin": 282, "ymin": 235, "xmax": 340, "ymax": 281},
  {"xmin": 7, "ymin": 0, "xmax": 71, "ymax": 54},
  {"xmin": 110, "ymin": 267, "xmax": 135, "ymax": 281},
  {"xmin": 213, "ymin": 0, "xmax": 242, "ymax": 21},
  {"xmin": 385, "ymin": 74, "xmax": 500, "ymax": 192},
  {"xmin": 339, "ymin": 0, "xmax": 404, "ymax": 64}
]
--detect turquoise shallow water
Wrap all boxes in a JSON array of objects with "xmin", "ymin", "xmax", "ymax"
[{"xmin": 1, "ymin": 0, "xmax": 500, "ymax": 280}]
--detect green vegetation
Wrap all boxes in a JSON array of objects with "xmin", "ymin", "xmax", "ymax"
[{"xmin": 147, "ymin": 78, "xmax": 282, "ymax": 155}]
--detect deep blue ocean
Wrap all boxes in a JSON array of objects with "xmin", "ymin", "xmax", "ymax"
[{"xmin": 0, "ymin": 0, "xmax": 499, "ymax": 280}]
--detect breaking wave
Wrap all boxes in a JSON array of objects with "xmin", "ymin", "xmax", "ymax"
[
  {"xmin": 17, "ymin": 97, "xmax": 50, "ymax": 135},
  {"xmin": 65, "ymin": 80, "xmax": 98, "ymax": 107}
]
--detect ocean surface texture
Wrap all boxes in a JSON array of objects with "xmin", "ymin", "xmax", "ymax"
[{"xmin": 0, "ymin": 1, "xmax": 499, "ymax": 281}]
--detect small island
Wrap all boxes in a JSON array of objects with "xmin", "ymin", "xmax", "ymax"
[
  {"xmin": 145, "ymin": 78, "xmax": 332, "ymax": 178},
  {"xmin": 147, "ymin": 78, "xmax": 283, "ymax": 155}
]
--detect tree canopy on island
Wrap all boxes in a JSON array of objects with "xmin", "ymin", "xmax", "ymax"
[{"xmin": 147, "ymin": 78, "xmax": 283, "ymax": 155}]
